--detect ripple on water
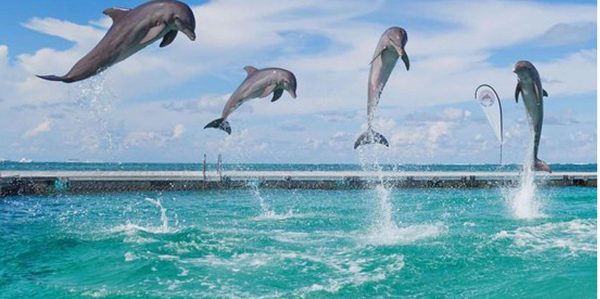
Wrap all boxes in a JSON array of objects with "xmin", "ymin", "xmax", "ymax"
[
  {"xmin": 362, "ymin": 222, "xmax": 447, "ymax": 246},
  {"xmin": 493, "ymin": 219, "xmax": 597, "ymax": 256}
]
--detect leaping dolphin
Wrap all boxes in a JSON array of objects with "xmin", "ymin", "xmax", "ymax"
[
  {"xmin": 513, "ymin": 60, "xmax": 551, "ymax": 173},
  {"xmin": 37, "ymin": 0, "xmax": 196, "ymax": 83},
  {"xmin": 354, "ymin": 27, "xmax": 409, "ymax": 149},
  {"xmin": 204, "ymin": 66, "xmax": 297, "ymax": 134}
]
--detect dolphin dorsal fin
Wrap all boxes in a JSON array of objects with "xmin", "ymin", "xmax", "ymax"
[
  {"xmin": 543, "ymin": 89, "xmax": 548, "ymax": 97},
  {"xmin": 244, "ymin": 66, "xmax": 258, "ymax": 77},
  {"xmin": 103, "ymin": 7, "xmax": 130, "ymax": 23}
]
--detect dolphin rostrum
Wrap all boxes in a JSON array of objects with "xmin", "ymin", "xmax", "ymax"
[
  {"xmin": 204, "ymin": 66, "xmax": 297, "ymax": 134},
  {"xmin": 513, "ymin": 60, "xmax": 551, "ymax": 173},
  {"xmin": 37, "ymin": 0, "xmax": 196, "ymax": 83},
  {"xmin": 354, "ymin": 27, "xmax": 409, "ymax": 149}
]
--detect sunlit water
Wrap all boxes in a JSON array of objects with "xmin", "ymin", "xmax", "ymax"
[{"xmin": 1, "ymin": 185, "xmax": 594, "ymax": 298}]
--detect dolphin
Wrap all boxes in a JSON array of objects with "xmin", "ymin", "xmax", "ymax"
[
  {"xmin": 37, "ymin": 0, "xmax": 196, "ymax": 83},
  {"xmin": 513, "ymin": 60, "xmax": 551, "ymax": 173},
  {"xmin": 354, "ymin": 27, "xmax": 409, "ymax": 149},
  {"xmin": 204, "ymin": 66, "xmax": 297, "ymax": 134}
]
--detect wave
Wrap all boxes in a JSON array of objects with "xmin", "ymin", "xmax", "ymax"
[
  {"xmin": 362, "ymin": 222, "xmax": 446, "ymax": 246},
  {"xmin": 493, "ymin": 219, "xmax": 596, "ymax": 256}
]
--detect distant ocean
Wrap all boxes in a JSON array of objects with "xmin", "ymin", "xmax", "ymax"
[{"xmin": 0, "ymin": 161, "xmax": 596, "ymax": 172}]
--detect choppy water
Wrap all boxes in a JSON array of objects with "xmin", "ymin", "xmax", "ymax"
[{"xmin": 0, "ymin": 185, "xmax": 596, "ymax": 298}]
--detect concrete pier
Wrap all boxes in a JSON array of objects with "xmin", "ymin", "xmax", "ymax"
[{"xmin": 0, "ymin": 170, "xmax": 595, "ymax": 196}]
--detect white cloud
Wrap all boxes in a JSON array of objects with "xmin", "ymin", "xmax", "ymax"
[
  {"xmin": 539, "ymin": 22, "xmax": 596, "ymax": 46},
  {"xmin": 172, "ymin": 124, "xmax": 185, "ymax": 139},
  {"xmin": 537, "ymin": 49, "xmax": 597, "ymax": 96},
  {"xmin": 23, "ymin": 17, "xmax": 104, "ymax": 44},
  {"xmin": 0, "ymin": 0, "xmax": 595, "ymax": 163},
  {"xmin": 24, "ymin": 119, "xmax": 52, "ymax": 138}
]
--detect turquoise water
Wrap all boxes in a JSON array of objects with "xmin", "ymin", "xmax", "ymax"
[
  {"xmin": 0, "ymin": 184, "xmax": 596, "ymax": 297},
  {"xmin": 0, "ymin": 161, "xmax": 596, "ymax": 172}
]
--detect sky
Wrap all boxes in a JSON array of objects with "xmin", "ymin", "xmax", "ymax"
[{"xmin": 0, "ymin": 0, "xmax": 596, "ymax": 164}]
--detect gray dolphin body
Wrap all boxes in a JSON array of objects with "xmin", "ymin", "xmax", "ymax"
[
  {"xmin": 513, "ymin": 60, "xmax": 551, "ymax": 173},
  {"xmin": 204, "ymin": 66, "xmax": 297, "ymax": 134},
  {"xmin": 354, "ymin": 27, "xmax": 409, "ymax": 149},
  {"xmin": 37, "ymin": 0, "xmax": 196, "ymax": 83}
]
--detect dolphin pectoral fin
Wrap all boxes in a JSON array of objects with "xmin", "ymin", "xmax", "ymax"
[
  {"xmin": 534, "ymin": 159, "xmax": 551, "ymax": 173},
  {"xmin": 244, "ymin": 66, "xmax": 258, "ymax": 77},
  {"xmin": 514, "ymin": 82, "xmax": 522, "ymax": 103},
  {"xmin": 103, "ymin": 7, "xmax": 129, "ymax": 23},
  {"xmin": 36, "ymin": 74, "xmax": 72, "ymax": 83},
  {"xmin": 271, "ymin": 89, "xmax": 284, "ymax": 102},
  {"xmin": 401, "ymin": 53, "xmax": 410, "ymax": 71},
  {"xmin": 543, "ymin": 89, "xmax": 548, "ymax": 97},
  {"xmin": 160, "ymin": 31, "xmax": 178, "ymax": 48},
  {"xmin": 140, "ymin": 23, "xmax": 166, "ymax": 45},
  {"xmin": 354, "ymin": 130, "xmax": 389, "ymax": 149},
  {"xmin": 204, "ymin": 118, "xmax": 232, "ymax": 135}
]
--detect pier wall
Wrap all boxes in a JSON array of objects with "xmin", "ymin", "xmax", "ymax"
[{"xmin": 0, "ymin": 171, "xmax": 595, "ymax": 196}]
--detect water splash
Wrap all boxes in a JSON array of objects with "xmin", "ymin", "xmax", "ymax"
[
  {"xmin": 74, "ymin": 74, "xmax": 116, "ymax": 151},
  {"xmin": 145, "ymin": 197, "xmax": 169, "ymax": 232},
  {"xmin": 248, "ymin": 181, "xmax": 293, "ymax": 220},
  {"xmin": 504, "ymin": 129, "xmax": 544, "ymax": 219},
  {"xmin": 372, "ymin": 183, "xmax": 398, "ymax": 233},
  {"xmin": 110, "ymin": 197, "xmax": 173, "ymax": 234},
  {"xmin": 357, "ymin": 146, "xmax": 400, "ymax": 238},
  {"xmin": 357, "ymin": 142, "xmax": 445, "ymax": 245}
]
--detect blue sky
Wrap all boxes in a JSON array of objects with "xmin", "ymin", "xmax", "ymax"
[{"xmin": 0, "ymin": 0, "xmax": 596, "ymax": 164}]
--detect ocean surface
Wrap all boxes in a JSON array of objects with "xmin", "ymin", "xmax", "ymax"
[
  {"xmin": 0, "ymin": 163, "xmax": 596, "ymax": 298},
  {"xmin": 0, "ymin": 161, "xmax": 596, "ymax": 172}
]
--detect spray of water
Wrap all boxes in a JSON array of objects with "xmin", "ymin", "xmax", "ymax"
[
  {"xmin": 249, "ymin": 181, "xmax": 275, "ymax": 216},
  {"xmin": 110, "ymin": 197, "xmax": 173, "ymax": 235},
  {"xmin": 144, "ymin": 197, "xmax": 170, "ymax": 233},
  {"xmin": 357, "ymin": 138, "xmax": 445, "ymax": 245},
  {"xmin": 358, "ymin": 146, "xmax": 399, "ymax": 234},
  {"xmin": 504, "ymin": 128, "xmax": 544, "ymax": 219},
  {"xmin": 248, "ymin": 181, "xmax": 293, "ymax": 220},
  {"xmin": 74, "ymin": 74, "xmax": 117, "ymax": 152}
]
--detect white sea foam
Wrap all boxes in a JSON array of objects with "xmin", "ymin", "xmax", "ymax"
[
  {"xmin": 124, "ymin": 252, "xmax": 137, "ymax": 262},
  {"xmin": 183, "ymin": 252, "xmax": 275, "ymax": 270},
  {"xmin": 252, "ymin": 209, "xmax": 296, "ymax": 221},
  {"xmin": 178, "ymin": 266, "xmax": 189, "ymax": 277},
  {"xmin": 81, "ymin": 288, "xmax": 110, "ymax": 298},
  {"xmin": 183, "ymin": 248, "xmax": 405, "ymax": 295},
  {"xmin": 493, "ymin": 219, "xmax": 596, "ymax": 256},
  {"xmin": 158, "ymin": 254, "xmax": 180, "ymax": 261},
  {"xmin": 295, "ymin": 252, "xmax": 405, "ymax": 295},
  {"xmin": 363, "ymin": 222, "xmax": 446, "ymax": 246}
]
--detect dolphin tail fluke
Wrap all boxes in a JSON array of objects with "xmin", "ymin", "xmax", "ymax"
[
  {"xmin": 354, "ymin": 129, "xmax": 389, "ymax": 149},
  {"xmin": 36, "ymin": 74, "xmax": 72, "ymax": 83},
  {"xmin": 204, "ymin": 118, "xmax": 232, "ymax": 135},
  {"xmin": 534, "ymin": 159, "xmax": 551, "ymax": 173}
]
